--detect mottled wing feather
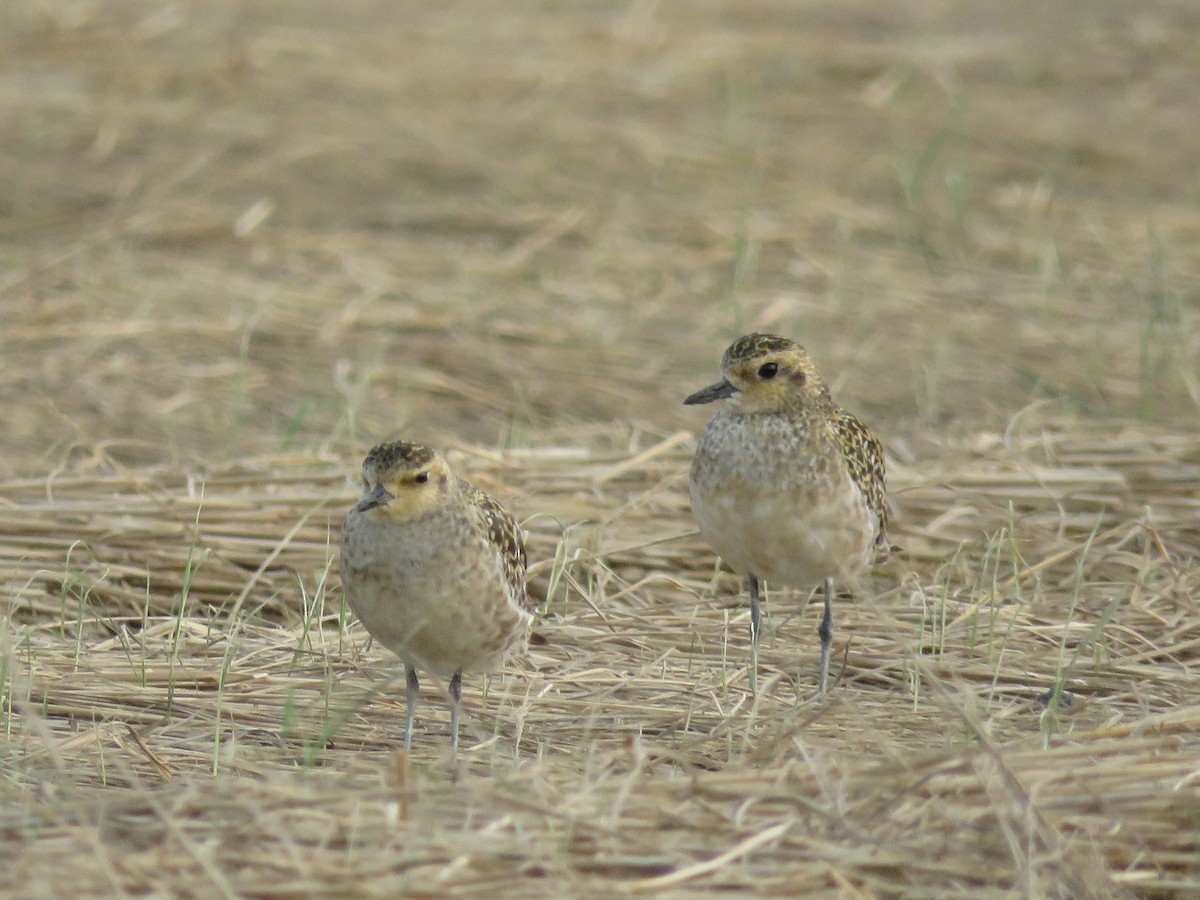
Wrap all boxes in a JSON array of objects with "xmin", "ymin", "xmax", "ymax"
[
  {"xmin": 465, "ymin": 483, "xmax": 532, "ymax": 614},
  {"xmin": 833, "ymin": 408, "xmax": 889, "ymax": 552}
]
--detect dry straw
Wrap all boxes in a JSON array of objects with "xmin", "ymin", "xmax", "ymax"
[
  {"xmin": 4, "ymin": 1, "xmax": 1200, "ymax": 894},
  {"xmin": 2, "ymin": 422, "xmax": 1198, "ymax": 895}
]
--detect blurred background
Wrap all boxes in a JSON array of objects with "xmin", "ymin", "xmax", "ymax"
[
  {"xmin": 3, "ymin": 0, "xmax": 1198, "ymax": 479},
  {"xmin": 4, "ymin": 6, "xmax": 1200, "ymax": 894}
]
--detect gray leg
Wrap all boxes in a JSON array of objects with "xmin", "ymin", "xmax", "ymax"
[
  {"xmin": 817, "ymin": 578, "xmax": 834, "ymax": 701},
  {"xmin": 748, "ymin": 574, "xmax": 762, "ymax": 696},
  {"xmin": 448, "ymin": 670, "xmax": 463, "ymax": 751},
  {"xmin": 404, "ymin": 665, "xmax": 419, "ymax": 750}
]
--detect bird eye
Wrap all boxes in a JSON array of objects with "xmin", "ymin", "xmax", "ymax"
[
  {"xmin": 758, "ymin": 362, "xmax": 779, "ymax": 379},
  {"xmin": 414, "ymin": 472, "xmax": 429, "ymax": 485}
]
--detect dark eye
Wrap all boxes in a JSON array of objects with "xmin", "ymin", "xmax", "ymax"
[
  {"xmin": 758, "ymin": 362, "xmax": 779, "ymax": 379},
  {"xmin": 414, "ymin": 472, "xmax": 429, "ymax": 484}
]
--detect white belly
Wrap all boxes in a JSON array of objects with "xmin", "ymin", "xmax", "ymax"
[
  {"xmin": 691, "ymin": 476, "xmax": 874, "ymax": 589},
  {"xmin": 349, "ymin": 577, "xmax": 530, "ymax": 678}
]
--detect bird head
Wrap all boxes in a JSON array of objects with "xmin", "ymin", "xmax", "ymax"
[
  {"xmin": 354, "ymin": 441, "xmax": 453, "ymax": 521},
  {"xmin": 684, "ymin": 333, "xmax": 827, "ymax": 413}
]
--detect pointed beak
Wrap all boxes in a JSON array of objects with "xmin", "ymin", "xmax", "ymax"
[
  {"xmin": 354, "ymin": 482, "xmax": 393, "ymax": 513},
  {"xmin": 683, "ymin": 378, "xmax": 737, "ymax": 406}
]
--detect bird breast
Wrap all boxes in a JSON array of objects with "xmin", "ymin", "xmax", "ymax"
[
  {"xmin": 340, "ymin": 505, "xmax": 529, "ymax": 677},
  {"xmin": 689, "ymin": 410, "xmax": 876, "ymax": 589}
]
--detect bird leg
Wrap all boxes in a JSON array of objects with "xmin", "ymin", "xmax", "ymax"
[
  {"xmin": 404, "ymin": 665, "xmax": 419, "ymax": 750},
  {"xmin": 448, "ymin": 670, "xmax": 463, "ymax": 751},
  {"xmin": 817, "ymin": 578, "xmax": 834, "ymax": 701},
  {"xmin": 748, "ymin": 574, "xmax": 762, "ymax": 696}
]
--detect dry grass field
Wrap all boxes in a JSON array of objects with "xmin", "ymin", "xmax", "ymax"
[{"xmin": 3, "ymin": 1, "xmax": 1200, "ymax": 896}]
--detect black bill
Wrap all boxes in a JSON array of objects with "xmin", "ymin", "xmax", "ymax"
[
  {"xmin": 354, "ymin": 482, "xmax": 394, "ymax": 512},
  {"xmin": 683, "ymin": 378, "xmax": 737, "ymax": 405}
]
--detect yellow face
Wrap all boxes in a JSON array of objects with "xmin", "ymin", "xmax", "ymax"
[
  {"xmin": 722, "ymin": 347, "xmax": 823, "ymax": 413},
  {"xmin": 355, "ymin": 442, "xmax": 453, "ymax": 522},
  {"xmin": 684, "ymin": 333, "xmax": 825, "ymax": 414}
]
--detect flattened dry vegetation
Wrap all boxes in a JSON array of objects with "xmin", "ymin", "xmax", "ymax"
[
  {"xmin": 4, "ymin": 425, "xmax": 1199, "ymax": 894},
  {"xmin": 3, "ymin": 1, "xmax": 1200, "ymax": 896}
]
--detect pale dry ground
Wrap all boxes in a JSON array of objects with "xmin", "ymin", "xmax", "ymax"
[{"xmin": 2, "ymin": 1, "xmax": 1200, "ymax": 897}]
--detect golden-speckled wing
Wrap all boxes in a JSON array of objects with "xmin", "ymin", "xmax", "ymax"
[
  {"xmin": 833, "ymin": 408, "xmax": 889, "ymax": 553},
  {"xmin": 466, "ymin": 484, "xmax": 532, "ymax": 614}
]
